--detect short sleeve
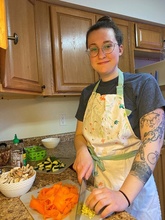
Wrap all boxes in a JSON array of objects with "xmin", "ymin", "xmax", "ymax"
[{"xmin": 136, "ymin": 74, "xmax": 165, "ymax": 119}]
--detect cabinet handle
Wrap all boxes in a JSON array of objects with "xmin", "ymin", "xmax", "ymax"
[
  {"xmin": 8, "ymin": 33, "xmax": 18, "ymax": 45},
  {"xmin": 41, "ymin": 85, "xmax": 46, "ymax": 90}
]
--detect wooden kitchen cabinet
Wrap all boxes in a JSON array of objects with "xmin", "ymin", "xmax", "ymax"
[
  {"xmin": 0, "ymin": 0, "xmax": 8, "ymax": 94},
  {"xmin": 95, "ymin": 15, "xmax": 134, "ymax": 73},
  {"xmin": 35, "ymin": 2, "xmax": 135, "ymax": 95},
  {"xmin": 0, "ymin": 0, "xmax": 44, "ymax": 95},
  {"xmin": 163, "ymin": 27, "xmax": 165, "ymax": 41},
  {"xmin": 2, "ymin": 0, "xmax": 164, "ymax": 97},
  {"xmin": 131, "ymin": 22, "xmax": 165, "ymax": 71},
  {"xmin": 50, "ymin": 6, "xmax": 98, "ymax": 93},
  {"xmin": 0, "ymin": 0, "xmax": 7, "ymax": 50},
  {"xmin": 112, "ymin": 18, "xmax": 134, "ymax": 73},
  {"xmin": 154, "ymin": 147, "xmax": 165, "ymax": 220},
  {"xmin": 135, "ymin": 23, "xmax": 163, "ymax": 50},
  {"xmin": 33, "ymin": 3, "xmax": 135, "ymax": 95}
]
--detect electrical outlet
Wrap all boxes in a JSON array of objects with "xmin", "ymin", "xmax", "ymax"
[{"xmin": 60, "ymin": 114, "xmax": 66, "ymax": 126}]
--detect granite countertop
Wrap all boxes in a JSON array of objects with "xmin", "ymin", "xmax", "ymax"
[
  {"xmin": 0, "ymin": 137, "xmax": 136, "ymax": 220},
  {"xmin": 0, "ymin": 168, "xmax": 135, "ymax": 220}
]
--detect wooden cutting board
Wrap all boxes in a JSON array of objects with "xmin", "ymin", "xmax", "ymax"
[{"xmin": 20, "ymin": 179, "xmax": 101, "ymax": 220}]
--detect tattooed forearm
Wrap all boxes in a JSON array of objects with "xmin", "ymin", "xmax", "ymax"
[
  {"xmin": 131, "ymin": 109, "xmax": 165, "ymax": 184},
  {"xmin": 141, "ymin": 111, "xmax": 165, "ymax": 145},
  {"xmin": 143, "ymin": 120, "xmax": 165, "ymax": 145},
  {"xmin": 140, "ymin": 111, "xmax": 161, "ymax": 129},
  {"xmin": 147, "ymin": 151, "xmax": 159, "ymax": 165},
  {"xmin": 139, "ymin": 144, "xmax": 145, "ymax": 160},
  {"xmin": 130, "ymin": 160, "xmax": 152, "ymax": 184},
  {"xmin": 131, "ymin": 144, "xmax": 159, "ymax": 184},
  {"xmin": 138, "ymin": 144, "xmax": 159, "ymax": 165}
]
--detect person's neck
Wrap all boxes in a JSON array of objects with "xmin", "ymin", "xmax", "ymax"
[{"xmin": 100, "ymin": 70, "xmax": 119, "ymax": 82}]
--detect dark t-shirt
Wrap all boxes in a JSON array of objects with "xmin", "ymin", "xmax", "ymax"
[{"xmin": 75, "ymin": 72, "xmax": 165, "ymax": 138}]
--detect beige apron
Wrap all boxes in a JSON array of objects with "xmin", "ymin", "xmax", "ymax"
[{"xmin": 83, "ymin": 70, "xmax": 161, "ymax": 220}]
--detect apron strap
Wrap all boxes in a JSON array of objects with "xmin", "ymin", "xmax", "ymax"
[
  {"xmin": 116, "ymin": 69, "xmax": 124, "ymax": 96},
  {"xmin": 93, "ymin": 80, "xmax": 100, "ymax": 92},
  {"xmin": 117, "ymin": 70, "xmax": 132, "ymax": 116},
  {"xmin": 88, "ymin": 146, "xmax": 138, "ymax": 176}
]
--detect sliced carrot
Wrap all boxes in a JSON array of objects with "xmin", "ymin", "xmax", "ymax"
[
  {"xmin": 29, "ymin": 182, "xmax": 79, "ymax": 220},
  {"xmin": 29, "ymin": 196, "xmax": 45, "ymax": 215}
]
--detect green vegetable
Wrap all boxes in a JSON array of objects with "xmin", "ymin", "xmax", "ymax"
[{"xmin": 35, "ymin": 157, "xmax": 66, "ymax": 172}]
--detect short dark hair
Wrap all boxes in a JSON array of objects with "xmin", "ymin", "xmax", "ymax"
[{"xmin": 86, "ymin": 16, "xmax": 123, "ymax": 49}]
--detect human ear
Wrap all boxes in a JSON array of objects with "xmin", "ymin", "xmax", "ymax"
[{"xmin": 119, "ymin": 44, "xmax": 124, "ymax": 56}]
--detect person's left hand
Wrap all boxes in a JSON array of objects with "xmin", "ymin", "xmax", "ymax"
[{"xmin": 85, "ymin": 187, "xmax": 129, "ymax": 219}]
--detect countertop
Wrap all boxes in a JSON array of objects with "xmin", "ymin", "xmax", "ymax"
[
  {"xmin": 0, "ymin": 138, "xmax": 136, "ymax": 220},
  {"xmin": 0, "ymin": 168, "xmax": 136, "ymax": 220}
]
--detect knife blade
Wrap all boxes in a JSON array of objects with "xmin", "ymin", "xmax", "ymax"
[{"xmin": 75, "ymin": 178, "xmax": 87, "ymax": 220}]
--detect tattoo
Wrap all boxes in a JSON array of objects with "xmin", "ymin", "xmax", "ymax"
[
  {"xmin": 147, "ymin": 151, "xmax": 159, "ymax": 165},
  {"xmin": 131, "ymin": 144, "xmax": 152, "ymax": 184},
  {"xmin": 143, "ymin": 120, "xmax": 165, "ymax": 145},
  {"xmin": 141, "ymin": 111, "xmax": 165, "ymax": 145},
  {"xmin": 130, "ymin": 110, "xmax": 165, "ymax": 184},
  {"xmin": 140, "ymin": 111, "xmax": 161, "ymax": 128},
  {"xmin": 131, "ymin": 160, "xmax": 152, "ymax": 184},
  {"xmin": 139, "ymin": 144, "xmax": 145, "ymax": 160},
  {"xmin": 138, "ymin": 145, "xmax": 159, "ymax": 165}
]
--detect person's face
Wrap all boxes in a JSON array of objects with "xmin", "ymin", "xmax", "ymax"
[{"xmin": 87, "ymin": 28, "xmax": 123, "ymax": 81}]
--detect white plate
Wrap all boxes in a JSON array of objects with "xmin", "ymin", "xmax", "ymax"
[{"xmin": 20, "ymin": 180, "xmax": 101, "ymax": 220}]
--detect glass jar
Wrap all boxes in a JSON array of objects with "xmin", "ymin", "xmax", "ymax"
[{"xmin": 10, "ymin": 134, "xmax": 23, "ymax": 167}]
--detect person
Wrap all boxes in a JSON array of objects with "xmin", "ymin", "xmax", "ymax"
[{"xmin": 73, "ymin": 15, "xmax": 165, "ymax": 220}]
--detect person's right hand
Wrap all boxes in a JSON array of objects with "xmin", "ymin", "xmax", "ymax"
[{"xmin": 73, "ymin": 147, "xmax": 94, "ymax": 183}]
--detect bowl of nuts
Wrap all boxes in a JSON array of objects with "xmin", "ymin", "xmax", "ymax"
[{"xmin": 0, "ymin": 164, "xmax": 36, "ymax": 197}]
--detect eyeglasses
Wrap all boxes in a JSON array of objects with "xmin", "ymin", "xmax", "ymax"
[{"xmin": 86, "ymin": 42, "xmax": 118, "ymax": 58}]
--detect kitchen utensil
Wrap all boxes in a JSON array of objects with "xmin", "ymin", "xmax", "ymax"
[{"xmin": 75, "ymin": 178, "xmax": 87, "ymax": 220}]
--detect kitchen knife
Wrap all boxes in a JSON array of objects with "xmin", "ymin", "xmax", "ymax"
[{"xmin": 75, "ymin": 178, "xmax": 87, "ymax": 220}]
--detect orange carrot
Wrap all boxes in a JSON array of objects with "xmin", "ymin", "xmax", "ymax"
[{"xmin": 30, "ymin": 182, "xmax": 79, "ymax": 220}]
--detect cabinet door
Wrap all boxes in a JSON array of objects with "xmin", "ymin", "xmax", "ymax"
[
  {"xmin": 0, "ymin": 0, "xmax": 7, "ymax": 49},
  {"xmin": 1, "ymin": 0, "xmax": 43, "ymax": 93},
  {"xmin": 95, "ymin": 15, "xmax": 134, "ymax": 73},
  {"xmin": 113, "ymin": 18, "xmax": 134, "ymax": 73},
  {"xmin": 0, "ymin": 0, "xmax": 8, "ymax": 84},
  {"xmin": 50, "ymin": 6, "xmax": 97, "ymax": 93},
  {"xmin": 154, "ymin": 147, "xmax": 165, "ymax": 220},
  {"xmin": 135, "ymin": 23, "xmax": 163, "ymax": 50}
]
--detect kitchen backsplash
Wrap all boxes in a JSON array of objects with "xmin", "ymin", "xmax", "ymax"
[{"xmin": 1, "ymin": 132, "xmax": 75, "ymax": 147}]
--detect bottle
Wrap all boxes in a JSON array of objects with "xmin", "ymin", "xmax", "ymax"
[
  {"xmin": 160, "ymin": 40, "xmax": 165, "ymax": 60},
  {"xmin": 20, "ymin": 139, "xmax": 27, "ymax": 166},
  {"xmin": 22, "ymin": 148, "xmax": 27, "ymax": 166},
  {"xmin": 10, "ymin": 134, "xmax": 23, "ymax": 167}
]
